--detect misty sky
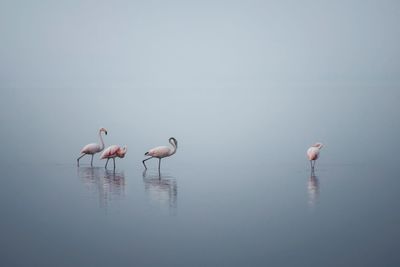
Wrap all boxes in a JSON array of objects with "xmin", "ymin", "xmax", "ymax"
[
  {"xmin": 0, "ymin": 1, "xmax": 400, "ymax": 166},
  {"xmin": 1, "ymin": 0, "xmax": 400, "ymax": 89}
]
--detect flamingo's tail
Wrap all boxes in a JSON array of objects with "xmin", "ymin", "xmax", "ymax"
[{"xmin": 145, "ymin": 152, "xmax": 149, "ymax": 156}]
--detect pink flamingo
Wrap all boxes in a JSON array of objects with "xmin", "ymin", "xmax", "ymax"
[
  {"xmin": 77, "ymin": 128, "xmax": 108, "ymax": 166},
  {"xmin": 307, "ymin": 143, "xmax": 324, "ymax": 169},
  {"xmin": 100, "ymin": 145, "xmax": 127, "ymax": 170},
  {"xmin": 142, "ymin": 137, "xmax": 178, "ymax": 172}
]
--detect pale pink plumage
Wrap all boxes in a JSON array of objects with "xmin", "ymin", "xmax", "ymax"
[
  {"xmin": 307, "ymin": 143, "xmax": 324, "ymax": 169},
  {"xmin": 77, "ymin": 128, "xmax": 108, "ymax": 166},
  {"xmin": 101, "ymin": 145, "xmax": 127, "ymax": 159},
  {"xmin": 146, "ymin": 146, "xmax": 174, "ymax": 158},
  {"xmin": 101, "ymin": 145, "xmax": 127, "ymax": 169},
  {"xmin": 81, "ymin": 143, "xmax": 102, "ymax": 154},
  {"xmin": 143, "ymin": 137, "xmax": 178, "ymax": 171}
]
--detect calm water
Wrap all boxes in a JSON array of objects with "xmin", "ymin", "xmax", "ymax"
[{"xmin": 1, "ymin": 86, "xmax": 400, "ymax": 266}]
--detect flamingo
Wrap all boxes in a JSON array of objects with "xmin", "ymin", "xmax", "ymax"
[
  {"xmin": 100, "ymin": 145, "xmax": 127, "ymax": 170},
  {"xmin": 307, "ymin": 143, "xmax": 324, "ymax": 169},
  {"xmin": 77, "ymin": 128, "xmax": 108, "ymax": 166},
  {"xmin": 142, "ymin": 137, "xmax": 178, "ymax": 172}
]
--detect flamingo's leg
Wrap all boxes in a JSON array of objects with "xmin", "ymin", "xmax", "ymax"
[
  {"xmin": 77, "ymin": 154, "xmax": 86, "ymax": 166},
  {"xmin": 142, "ymin": 157, "xmax": 153, "ymax": 169},
  {"xmin": 158, "ymin": 158, "xmax": 161, "ymax": 173},
  {"xmin": 113, "ymin": 158, "xmax": 116, "ymax": 170},
  {"xmin": 91, "ymin": 154, "xmax": 94, "ymax": 166},
  {"xmin": 105, "ymin": 158, "xmax": 109, "ymax": 169}
]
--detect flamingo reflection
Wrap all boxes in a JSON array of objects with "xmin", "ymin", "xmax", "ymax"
[
  {"xmin": 142, "ymin": 170, "xmax": 177, "ymax": 213},
  {"xmin": 308, "ymin": 169, "xmax": 319, "ymax": 208},
  {"xmin": 78, "ymin": 167, "xmax": 125, "ymax": 208}
]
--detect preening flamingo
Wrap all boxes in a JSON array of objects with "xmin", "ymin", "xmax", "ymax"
[
  {"xmin": 77, "ymin": 128, "xmax": 108, "ymax": 166},
  {"xmin": 100, "ymin": 145, "xmax": 127, "ymax": 170},
  {"xmin": 307, "ymin": 143, "xmax": 324, "ymax": 169},
  {"xmin": 143, "ymin": 137, "xmax": 178, "ymax": 172}
]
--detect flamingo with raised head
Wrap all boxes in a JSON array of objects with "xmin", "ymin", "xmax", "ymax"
[
  {"xmin": 307, "ymin": 143, "xmax": 324, "ymax": 169},
  {"xmin": 101, "ymin": 145, "xmax": 127, "ymax": 170},
  {"xmin": 143, "ymin": 137, "xmax": 178, "ymax": 172},
  {"xmin": 77, "ymin": 128, "xmax": 108, "ymax": 166}
]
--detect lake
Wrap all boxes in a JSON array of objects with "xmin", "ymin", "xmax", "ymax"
[{"xmin": 0, "ymin": 85, "xmax": 400, "ymax": 266}]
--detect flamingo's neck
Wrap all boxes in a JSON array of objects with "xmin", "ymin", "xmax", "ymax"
[
  {"xmin": 169, "ymin": 140, "xmax": 177, "ymax": 156},
  {"xmin": 98, "ymin": 131, "xmax": 105, "ymax": 151}
]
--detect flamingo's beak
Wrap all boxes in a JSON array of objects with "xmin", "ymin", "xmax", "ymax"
[{"xmin": 105, "ymin": 131, "xmax": 108, "ymax": 135}]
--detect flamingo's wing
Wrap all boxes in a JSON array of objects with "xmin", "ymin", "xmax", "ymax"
[
  {"xmin": 81, "ymin": 143, "xmax": 100, "ymax": 154},
  {"xmin": 101, "ymin": 145, "xmax": 120, "ymax": 159},
  {"xmin": 146, "ymin": 146, "xmax": 171, "ymax": 158}
]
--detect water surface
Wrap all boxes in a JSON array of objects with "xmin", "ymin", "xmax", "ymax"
[{"xmin": 0, "ymin": 86, "xmax": 400, "ymax": 266}]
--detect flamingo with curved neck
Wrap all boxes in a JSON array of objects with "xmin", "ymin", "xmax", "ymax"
[
  {"xmin": 142, "ymin": 137, "xmax": 178, "ymax": 172},
  {"xmin": 77, "ymin": 128, "xmax": 108, "ymax": 166}
]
